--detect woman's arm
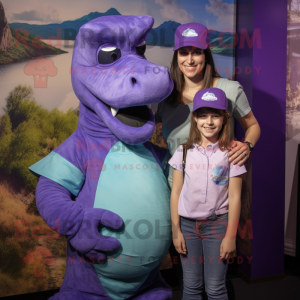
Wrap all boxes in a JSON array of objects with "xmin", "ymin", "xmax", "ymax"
[
  {"xmin": 220, "ymin": 175, "xmax": 243, "ymax": 260},
  {"xmin": 228, "ymin": 110, "xmax": 261, "ymax": 165},
  {"xmin": 238, "ymin": 110, "xmax": 261, "ymax": 146},
  {"xmin": 170, "ymin": 169, "xmax": 186, "ymax": 255}
]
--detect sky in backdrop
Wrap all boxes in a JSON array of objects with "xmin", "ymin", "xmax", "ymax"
[{"xmin": 2, "ymin": 0, "xmax": 235, "ymax": 31}]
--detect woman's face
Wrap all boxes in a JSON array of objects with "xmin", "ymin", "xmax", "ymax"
[{"xmin": 177, "ymin": 46, "xmax": 206, "ymax": 79}]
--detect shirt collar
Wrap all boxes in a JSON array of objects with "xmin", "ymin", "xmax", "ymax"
[{"xmin": 193, "ymin": 141, "xmax": 219, "ymax": 153}]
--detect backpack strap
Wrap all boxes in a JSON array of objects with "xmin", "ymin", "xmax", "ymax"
[{"xmin": 182, "ymin": 146, "xmax": 187, "ymax": 181}]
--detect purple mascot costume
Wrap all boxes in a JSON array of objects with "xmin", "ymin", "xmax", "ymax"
[{"xmin": 29, "ymin": 15, "xmax": 174, "ymax": 299}]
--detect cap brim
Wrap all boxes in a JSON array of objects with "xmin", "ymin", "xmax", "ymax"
[
  {"xmin": 173, "ymin": 41, "xmax": 208, "ymax": 51},
  {"xmin": 192, "ymin": 103, "xmax": 227, "ymax": 113}
]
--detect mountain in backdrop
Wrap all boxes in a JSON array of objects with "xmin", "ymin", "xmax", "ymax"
[
  {"xmin": 9, "ymin": 8, "xmax": 234, "ymax": 56},
  {"xmin": 0, "ymin": 1, "xmax": 13, "ymax": 51},
  {"xmin": 9, "ymin": 8, "xmax": 121, "ymax": 41},
  {"xmin": 146, "ymin": 20, "xmax": 181, "ymax": 47},
  {"xmin": 0, "ymin": 1, "xmax": 67, "ymax": 65}
]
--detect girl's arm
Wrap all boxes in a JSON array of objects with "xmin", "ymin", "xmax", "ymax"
[
  {"xmin": 170, "ymin": 169, "xmax": 186, "ymax": 255},
  {"xmin": 228, "ymin": 111, "xmax": 261, "ymax": 165},
  {"xmin": 220, "ymin": 174, "xmax": 243, "ymax": 260}
]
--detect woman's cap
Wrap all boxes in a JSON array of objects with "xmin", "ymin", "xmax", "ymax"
[
  {"xmin": 192, "ymin": 88, "xmax": 228, "ymax": 112},
  {"xmin": 173, "ymin": 23, "xmax": 210, "ymax": 51}
]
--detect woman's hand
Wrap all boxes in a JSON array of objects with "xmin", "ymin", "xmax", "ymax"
[
  {"xmin": 173, "ymin": 230, "xmax": 187, "ymax": 255},
  {"xmin": 220, "ymin": 237, "xmax": 236, "ymax": 260},
  {"xmin": 228, "ymin": 140, "xmax": 250, "ymax": 166}
]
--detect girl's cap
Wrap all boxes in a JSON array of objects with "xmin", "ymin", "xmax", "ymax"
[
  {"xmin": 173, "ymin": 23, "xmax": 210, "ymax": 51},
  {"xmin": 192, "ymin": 88, "xmax": 228, "ymax": 112}
]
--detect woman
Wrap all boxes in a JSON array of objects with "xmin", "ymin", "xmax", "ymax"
[
  {"xmin": 155, "ymin": 22, "xmax": 261, "ymax": 297},
  {"xmin": 155, "ymin": 22, "xmax": 260, "ymax": 187}
]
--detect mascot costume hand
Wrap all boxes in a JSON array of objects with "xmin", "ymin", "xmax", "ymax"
[{"xmin": 29, "ymin": 15, "xmax": 174, "ymax": 300}]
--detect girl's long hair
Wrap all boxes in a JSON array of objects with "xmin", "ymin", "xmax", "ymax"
[
  {"xmin": 167, "ymin": 46, "xmax": 221, "ymax": 107},
  {"xmin": 182, "ymin": 107, "xmax": 231, "ymax": 152}
]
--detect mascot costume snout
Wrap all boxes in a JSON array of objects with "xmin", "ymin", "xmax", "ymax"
[{"xmin": 29, "ymin": 15, "xmax": 174, "ymax": 300}]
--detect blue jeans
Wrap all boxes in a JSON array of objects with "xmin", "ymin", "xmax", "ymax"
[{"xmin": 179, "ymin": 213, "xmax": 229, "ymax": 300}]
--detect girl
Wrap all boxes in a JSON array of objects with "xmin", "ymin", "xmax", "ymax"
[{"xmin": 168, "ymin": 87, "xmax": 247, "ymax": 300}]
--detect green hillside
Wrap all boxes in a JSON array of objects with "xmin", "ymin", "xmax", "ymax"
[{"xmin": 0, "ymin": 28, "xmax": 67, "ymax": 65}]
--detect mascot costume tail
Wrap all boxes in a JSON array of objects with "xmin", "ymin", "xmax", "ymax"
[{"xmin": 29, "ymin": 15, "xmax": 174, "ymax": 300}]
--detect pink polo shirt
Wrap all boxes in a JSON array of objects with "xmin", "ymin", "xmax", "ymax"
[{"xmin": 168, "ymin": 142, "xmax": 247, "ymax": 219}]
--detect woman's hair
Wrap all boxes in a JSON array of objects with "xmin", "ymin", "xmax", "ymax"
[
  {"xmin": 167, "ymin": 46, "xmax": 221, "ymax": 107},
  {"xmin": 182, "ymin": 107, "xmax": 231, "ymax": 152}
]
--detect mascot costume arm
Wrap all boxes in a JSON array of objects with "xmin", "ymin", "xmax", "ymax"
[{"xmin": 35, "ymin": 176, "xmax": 122, "ymax": 260}]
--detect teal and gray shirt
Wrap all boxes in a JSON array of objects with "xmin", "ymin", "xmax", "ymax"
[{"xmin": 155, "ymin": 78, "xmax": 252, "ymax": 187}]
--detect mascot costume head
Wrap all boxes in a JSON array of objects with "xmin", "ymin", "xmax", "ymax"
[
  {"xmin": 29, "ymin": 15, "xmax": 174, "ymax": 300},
  {"xmin": 72, "ymin": 15, "xmax": 172, "ymax": 144}
]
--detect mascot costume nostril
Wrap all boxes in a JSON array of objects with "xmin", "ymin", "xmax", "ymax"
[{"xmin": 29, "ymin": 15, "xmax": 174, "ymax": 300}]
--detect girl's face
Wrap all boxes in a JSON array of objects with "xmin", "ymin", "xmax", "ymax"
[
  {"xmin": 177, "ymin": 46, "xmax": 206, "ymax": 79},
  {"xmin": 194, "ymin": 108, "xmax": 224, "ymax": 143}
]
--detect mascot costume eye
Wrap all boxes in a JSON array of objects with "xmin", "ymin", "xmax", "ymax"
[{"xmin": 29, "ymin": 15, "xmax": 174, "ymax": 300}]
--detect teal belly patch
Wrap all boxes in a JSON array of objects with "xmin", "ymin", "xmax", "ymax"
[{"xmin": 93, "ymin": 142, "xmax": 171, "ymax": 299}]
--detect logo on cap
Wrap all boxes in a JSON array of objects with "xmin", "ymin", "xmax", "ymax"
[
  {"xmin": 182, "ymin": 28, "xmax": 198, "ymax": 37},
  {"xmin": 201, "ymin": 92, "xmax": 217, "ymax": 101}
]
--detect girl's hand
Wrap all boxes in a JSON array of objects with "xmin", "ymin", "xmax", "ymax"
[
  {"xmin": 228, "ymin": 140, "xmax": 249, "ymax": 166},
  {"xmin": 173, "ymin": 230, "xmax": 187, "ymax": 255},
  {"xmin": 220, "ymin": 237, "xmax": 236, "ymax": 260}
]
